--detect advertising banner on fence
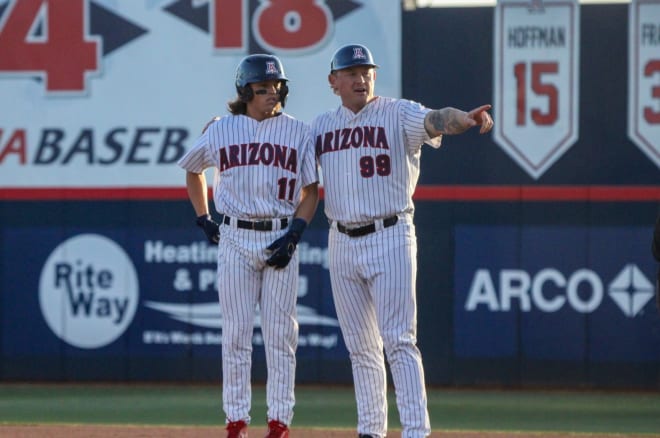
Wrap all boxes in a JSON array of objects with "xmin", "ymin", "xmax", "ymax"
[
  {"xmin": 0, "ymin": 0, "xmax": 401, "ymax": 189},
  {"xmin": 453, "ymin": 225, "xmax": 660, "ymax": 362},
  {"xmin": 1, "ymin": 227, "xmax": 344, "ymax": 360}
]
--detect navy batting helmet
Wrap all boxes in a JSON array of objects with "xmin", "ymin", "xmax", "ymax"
[
  {"xmin": 330, "ymin": 44, "xmax": 379, "ymax": 72},
  {"xmin": 235, "ymin": 54, "xmax": 289, "ymax": 105}
]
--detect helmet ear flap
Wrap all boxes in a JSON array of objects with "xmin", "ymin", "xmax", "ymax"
[
  {"xmin": 279, "ymin": 82, "xmax": 289, "ymax": 107},
  {"xmin": 238, "ymin": 85, "xmax": 253, "ymax": 102}
]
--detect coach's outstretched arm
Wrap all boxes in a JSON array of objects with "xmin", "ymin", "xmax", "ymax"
[{"xmin": 424, "ymin": 104, "xmax": 494, "ymax": 136}]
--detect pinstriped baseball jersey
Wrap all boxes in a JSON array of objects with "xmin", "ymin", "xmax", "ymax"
[
  {"xmin": 178, "ymin": 112, "xmax": 318, "ymax": 219},
  {"xmin": 312, "ymin": 97, "xmax": 441, "ymax": 224}
]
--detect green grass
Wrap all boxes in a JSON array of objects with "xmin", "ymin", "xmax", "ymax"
[
  {"xmin": 427, "ymin": 389, "xmax": 660, "ymax": 434},
  {"xmin": 0, "ymin": 384, "xmax": 659, "ymax": 435}
]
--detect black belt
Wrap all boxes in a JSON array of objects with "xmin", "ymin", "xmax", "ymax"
[
  {"xmin": 336, "ymin": 216, "xmax": 398, "ymax": 237},
  {"xmin": 223, "ymin": 215, "xmax": 288, "ymax": 231}
]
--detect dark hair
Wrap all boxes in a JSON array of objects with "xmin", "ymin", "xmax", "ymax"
[{"xmin": 227, "ymin": 97, "xmax": 247, "ymax": 115}]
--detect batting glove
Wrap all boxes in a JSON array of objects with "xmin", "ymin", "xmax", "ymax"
[
  {"xmin": 266, "ymin": 218, "xmax": 307, "ymax": 269},
  {"xmin": 196, "ymin": 214, "xmax": 221, "ymax": 244}
]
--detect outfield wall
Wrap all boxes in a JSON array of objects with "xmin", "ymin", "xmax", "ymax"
[{"xmin": 1, "ymin": 1, "xmax": 659, "ymax": 388}]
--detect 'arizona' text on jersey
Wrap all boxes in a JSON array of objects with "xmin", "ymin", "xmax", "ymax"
[
  {"xmin": 311, "ymin": 96, "xmax": 441, "ymax": 224},
  {"xmin": 315, "ymin": 126, "xmax": 390, "ymax": 155}
]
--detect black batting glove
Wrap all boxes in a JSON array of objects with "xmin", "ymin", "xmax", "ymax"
[
  {"xmin": 196, "ymin": 214, "xmax": 220, "ymax": 244},
  {"xmin": 266, "ymin": 218, "xmax": 307, "ymax": 269}
]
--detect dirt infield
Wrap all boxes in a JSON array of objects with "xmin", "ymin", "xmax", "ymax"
[{"xmin": 0, "ymin": 425, "xmax": 654, "ymax": 437}]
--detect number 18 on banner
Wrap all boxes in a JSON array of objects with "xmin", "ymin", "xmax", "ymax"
[{"xmin": 493, "ymin": 0, "xmax": 580, "ymax": 180}]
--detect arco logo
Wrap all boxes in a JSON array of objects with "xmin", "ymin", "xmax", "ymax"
[
  {"xmin": 608, "ymin": 264, "xmax": 655, "ymax": 317},
  {"xmin": 464, "ymin": 264, "xmax": 655, "ymax": 317},
  {"xmin": 39, "ymin": 234, "xmax": 139, "ymax": 349}
]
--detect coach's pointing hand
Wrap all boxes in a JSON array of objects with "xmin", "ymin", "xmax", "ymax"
[
  {"xmin": 266, "ymin": 218, "xmax": 307, "ymax": 269},
  {"xmin": 468, "ymin": 104, "xmax": 494, "ymax": 134}
]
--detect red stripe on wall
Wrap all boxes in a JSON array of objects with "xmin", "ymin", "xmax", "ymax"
[
  {"xmin": 1, "ymin": 186, "xmax": 659, "ymax": 201},
  {"xmin": 0, "ymin": 187, "xmax": 188, "ymax": 200},
  {"xmin": 412, "ymin": 185, "xmax": 660, "ymax": 201}
]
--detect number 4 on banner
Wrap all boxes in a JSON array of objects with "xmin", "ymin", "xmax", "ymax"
[{"xmin": 0, "ymin": 0, "xmax": 100, "ymax": 93}]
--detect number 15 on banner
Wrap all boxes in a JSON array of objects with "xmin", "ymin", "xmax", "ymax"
[{"xmin": 493, "ymin": 0, "xmax": 580, "ymax": 180}]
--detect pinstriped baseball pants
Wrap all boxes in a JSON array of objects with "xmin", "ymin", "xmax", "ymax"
[
  {"xmin": 217, "ymin": 226, "xmax": 299, "ymax": 426},
  {"xmin": 328, "ymin": 218, "xmax": 431, "ymax": 438}
]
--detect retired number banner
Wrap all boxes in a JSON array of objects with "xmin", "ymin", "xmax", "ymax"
[
  {"xmin": 493, "ymin": 0, "xmax": 580, "ymax": 180},
  {"xmin": 628, "ymin": 0, "xmax": 660, "ymax": 168}
]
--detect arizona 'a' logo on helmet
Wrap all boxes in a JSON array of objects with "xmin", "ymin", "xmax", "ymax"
[
  {"xmin": 352, "ymin": 47, "xmax": 367, "ymax": 60},
  {"xmin": 265, "ymin": 61, "xmax": 279, "ymax": 75}
]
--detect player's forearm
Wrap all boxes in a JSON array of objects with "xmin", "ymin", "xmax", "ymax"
[
  {"xmin": 186, "ymin": 171, "xmax": 210, "ymax": 216},
  {"xmin": 293, "ymin": 183, "xmax": 319, "ymax": 224},
  {"xmin": 424, "ymin": 107, "xmax": 471, "ymax": 136}
]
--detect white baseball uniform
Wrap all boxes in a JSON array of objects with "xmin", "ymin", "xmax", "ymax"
[
  {"xmin": 178, "ymin": 112, "xmax": 318, "ymax": 425},
  {"xmin": 312, "ymin": 96, "xmax": 441, "ymax": 438}
]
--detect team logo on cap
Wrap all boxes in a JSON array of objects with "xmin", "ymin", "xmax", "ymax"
[
  {"xmin": 353, "ymin": 47, "xmax": 366, "ymax": 60},
  {"xmin": 265, "ymin": 61, "xmax": 278, "ymax": 74}
]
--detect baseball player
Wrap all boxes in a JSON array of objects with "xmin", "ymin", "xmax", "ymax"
[
  {"xmin": 311, "ymin": 44, "xmax": 493, "ymax": 438},
  {"xmin": 178, "ymin": 54, "xmax": 319, "ymax": 438}
]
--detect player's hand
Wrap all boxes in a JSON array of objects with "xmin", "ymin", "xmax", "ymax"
[
  {"xmin": 196, "ymin": 214, "xmax": 221, "ymax": 244},
  {"xmin": 467, "ymin": 104, "xmax": 494, "ymax": 134},
  {"xmin": 266, "ymin": 218, "xmax": 307, "ymax": 269},
  {"xmin": 265, "ymin": 234, "xmax": 297, "ymax": 269}
]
